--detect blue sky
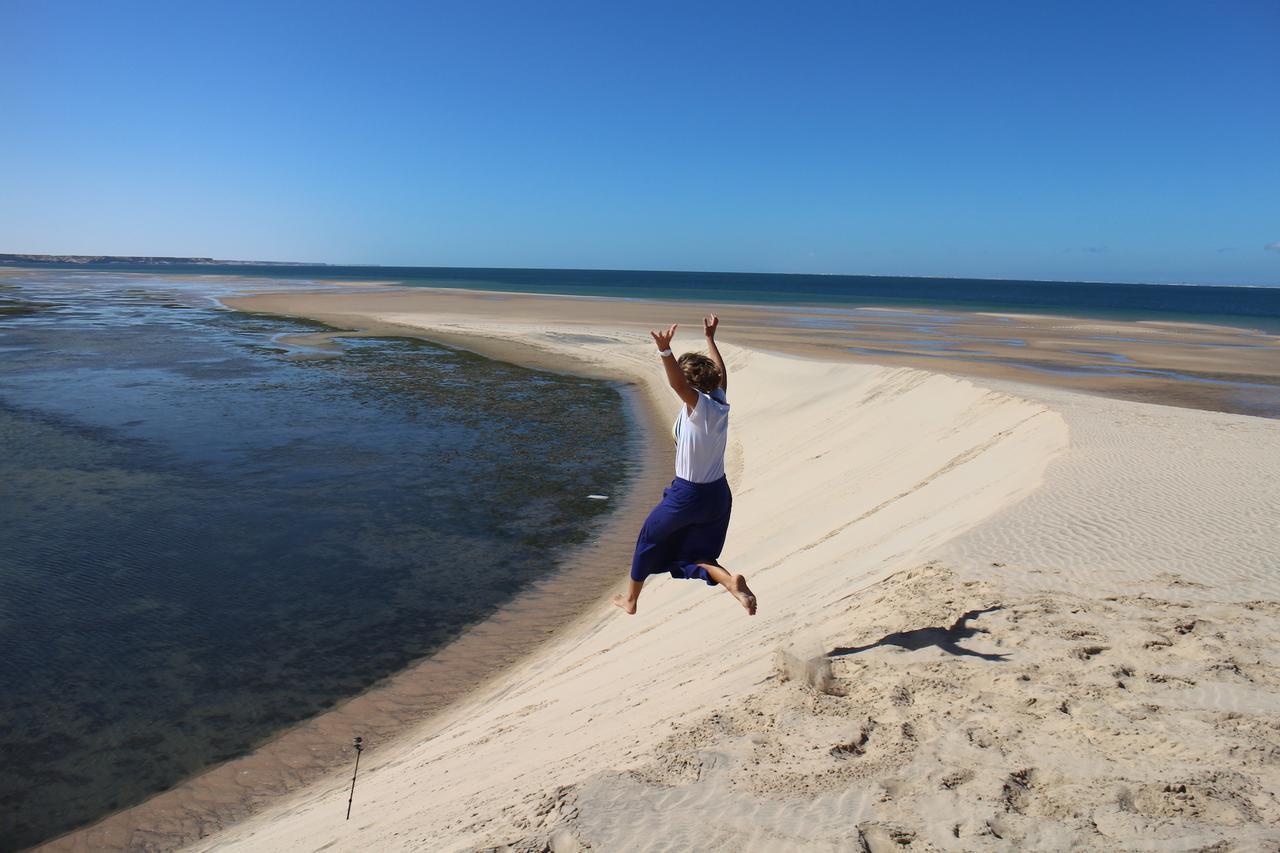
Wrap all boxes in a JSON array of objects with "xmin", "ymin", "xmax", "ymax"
[{"xmin": 3, "ymin": 1, "xmax": 1278, "ymax": 284}]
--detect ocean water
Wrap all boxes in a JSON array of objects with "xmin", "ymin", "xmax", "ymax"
[
  {"xmin": 4, "ymin": 261, "xmax": 1279, "ymax": 331},
  {"xmin": 0, "ymin": 272, "xmax": 629, "ymax": 850}
]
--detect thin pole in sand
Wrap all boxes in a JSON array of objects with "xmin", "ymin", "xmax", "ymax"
[{"xmin": 346, "ymin": 736, "xmax": 364, "ymax": 820}]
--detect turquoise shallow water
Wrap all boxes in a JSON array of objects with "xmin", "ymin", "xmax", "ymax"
[{"xmin": 0, "ymin": 272, "xmax": 629, "ymax": 850}]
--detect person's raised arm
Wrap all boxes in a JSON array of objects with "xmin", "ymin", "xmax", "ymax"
[
  {"xmin": 651, "ymin": 323, "xmax": 700, "ymax": 413},
  {"xmin": 704, "ymin": 313, "xmax": 727, "ymax": 393}
]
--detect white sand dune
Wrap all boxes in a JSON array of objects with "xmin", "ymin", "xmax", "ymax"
[{"xmin": 185, "ymin": 308, "xmax": 1279, "ymax": 852}]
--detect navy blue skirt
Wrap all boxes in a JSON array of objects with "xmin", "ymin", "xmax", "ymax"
[{"xmin": 630, "ymin": 476, "xmax": 732, "ymax": 585}]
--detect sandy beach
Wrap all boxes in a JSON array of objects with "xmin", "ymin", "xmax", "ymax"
[
  {"xmin": 45, "ymin": 285, "xmax": 1280, "ymax": 851},
  {"xmin": 11, "ymin": 2, "xmax": 1280, "ymax": 849}
]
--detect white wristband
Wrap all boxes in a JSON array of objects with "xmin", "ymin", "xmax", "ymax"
[{"xmin": 658, "ymin": 348, "xmax": 673, "ymax": 358}]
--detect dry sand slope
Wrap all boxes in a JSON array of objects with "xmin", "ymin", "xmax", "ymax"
[{"xmin": 192, "ymin": 318, "xmax": 1279, "ymax": 853}]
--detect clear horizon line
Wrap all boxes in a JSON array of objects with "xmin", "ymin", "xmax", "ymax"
[{"xmin": 3, "ymin": 251, "xmax": 1278, "ymax": 289}]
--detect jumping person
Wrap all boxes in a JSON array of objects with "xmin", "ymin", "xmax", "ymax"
[{"xmin": 613, "ymin": 314, "xmax": 757, "ymax": 616}]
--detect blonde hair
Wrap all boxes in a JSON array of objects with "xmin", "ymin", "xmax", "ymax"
[{"xmin": 678, "ymin": 352, "xmax": 721, "ymax": 394}]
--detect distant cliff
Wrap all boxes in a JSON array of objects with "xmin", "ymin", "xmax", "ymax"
[{"xmin": 0, "ymin": 254, "xmax": 315, "ymax": 266}]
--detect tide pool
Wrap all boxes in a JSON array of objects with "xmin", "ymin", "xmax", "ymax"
[{"xmin": 0, "ymin": 271, "xmax": 629, "ymax": 850}]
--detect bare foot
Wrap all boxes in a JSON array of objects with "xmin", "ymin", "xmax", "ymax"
[
  {"xmin": 612, "ymin": 594, "xmax": 637, "ymax": 615},
  {"xmin": 729, "ymin": 574, "xmax": 757, "ymax": 615}
]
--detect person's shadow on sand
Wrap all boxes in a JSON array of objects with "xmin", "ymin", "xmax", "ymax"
[{"xmin": 827, "ymin": 607, "xmax": 1009, "ymax": 661}]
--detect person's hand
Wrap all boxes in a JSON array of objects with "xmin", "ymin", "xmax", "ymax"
[
  {"xmin": 704, "ymin": 314, "xmax": 719, "ymax": 339},
  {"xmin": 650, "ymin": 323, "xmax": 678, "ymax": 352}
]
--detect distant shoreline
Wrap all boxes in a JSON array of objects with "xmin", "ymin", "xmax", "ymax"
[
  {"xmin": 4, "ymin": 253, "xmax": 1278, "ymax": 290},
  {"xmin": 5, "ymin": 260, "xmax": 1280, "ymax": 337},
  {"xmin": 0, "ymin": 253, "xmax": 321, "ymax": 267},
  {"xmin": 5, "ymin": 267, "xmax": 1277, "ymax": 419}
]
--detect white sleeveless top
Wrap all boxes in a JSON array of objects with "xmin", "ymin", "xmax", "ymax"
[{"xmin": 673, "ymin": 388, "xmax": 730, "ymax": 483}]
